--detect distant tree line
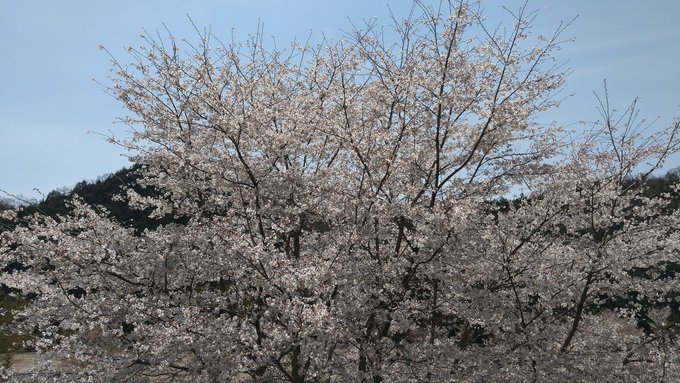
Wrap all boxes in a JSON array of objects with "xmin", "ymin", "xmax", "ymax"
[
  {"xmin": 1, "ymin": 165, "xmax": 183, "ymax": 235},
  {"xmin": 3, "ymin": 166, "xmax": 679, "ymax": 238}
]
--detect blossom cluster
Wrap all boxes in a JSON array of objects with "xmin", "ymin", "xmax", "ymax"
[{"xmin": 2, "ymin": 1, "xmax": 680, "ymax": 382}]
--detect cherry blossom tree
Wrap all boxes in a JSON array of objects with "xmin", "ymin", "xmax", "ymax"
[{"xmin": 2, "ymin": 1, "xmax": 680, "ymax": 382}]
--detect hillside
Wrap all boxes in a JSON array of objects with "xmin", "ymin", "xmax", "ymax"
[{"xmin": 1, "ymin": 165, "xmax": 181, "ymax": 234}]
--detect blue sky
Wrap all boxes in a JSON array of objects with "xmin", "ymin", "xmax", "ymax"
[{"xmin": 1, "ymin": 0, "xmax": 679, "ymax": 200}]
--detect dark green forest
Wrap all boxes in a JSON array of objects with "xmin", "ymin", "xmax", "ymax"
[
  {"xmin": 0, "ymin": 166, "xmax": 182, "ymax": 235},
  {"xmin": 3, "ymin": 167, "xmax": 679, "ymax": 231}
]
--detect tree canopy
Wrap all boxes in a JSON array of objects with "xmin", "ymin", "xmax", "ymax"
[{"xmin": 2, "ymin": 1, "xmax": 680, "ymax": 382}]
